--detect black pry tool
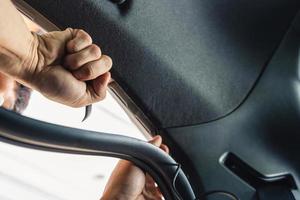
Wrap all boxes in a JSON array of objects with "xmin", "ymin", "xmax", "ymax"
[{"xmin": 82, "ymin": 105, "xmax": 92, "ymax": 122}]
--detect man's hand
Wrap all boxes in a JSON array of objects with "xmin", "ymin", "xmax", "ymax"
[
  {"xmin": 0, "ymin": 0, "xmax": 111, "ymax": 107},
  {"xmin": 101, "ymin": 136, "xmax": 169, "ymax": 200},
  {"xmin": 20, "ymin": 28, "xmax": 112, "ymax": 107}
]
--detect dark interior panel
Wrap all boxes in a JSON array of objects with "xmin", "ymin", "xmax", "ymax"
[
  {"xmin": 163, "ymin": 22, "xmax": 300, "ymax": 199},
  {"xmin": 24, "ymin": 0, "xmax": 300, "ymax": 128},
  {"xmin": 18, "ymin": 1, "xmax": 300, "ymax": 199}
]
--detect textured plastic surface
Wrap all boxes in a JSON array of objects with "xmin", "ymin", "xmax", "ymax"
[
  {"xmin": 257, "ymin": 186, "xmax": 296, "ymax": 200},
  {"xmin": 163, "ymin": 22, "xmax": 300, "ymax": 199},
  {"xmin": 18, "ymin": 1, "xmax": 300, "ymax": 199},
  {"xmin": 24, "ymin": 0, "xmax": 300, "ymax": 128}
]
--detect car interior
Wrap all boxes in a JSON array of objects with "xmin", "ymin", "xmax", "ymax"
[{"xmin": 0, "ymin": 0, "xmax": 300, "ymax": 199}]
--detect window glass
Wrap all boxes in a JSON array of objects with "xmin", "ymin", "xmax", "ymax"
[{"xmin": 0, "ymin": 13, "xmax": 146, "ymax": 200}]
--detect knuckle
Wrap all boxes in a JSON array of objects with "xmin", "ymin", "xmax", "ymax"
[
  {"xmin": 79, "ymin": 30, "xmax": 92, "ymax": 44},
  {"xmin": 89, "ymin": 44, "xmax": 102, "ymax": 58},
  {"xmin": 68, "ymin": 40, "xmax": 77, "ymax": 52},
  {"xmin": 66, "ymin": 27, "xmax": 73, "ymax": 32},
  {"xmin": 77, "ymin": 29, "xmax": 85, "ymax": 34},
  {"xmin": 102, "ymin": 55, "xmax": 113, "ymax": 69},
  {"xmin": 66, "ymin": 27, "xmax": 74, "ymax": 36}
]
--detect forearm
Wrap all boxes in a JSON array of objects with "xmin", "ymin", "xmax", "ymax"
[{"xmin": 0, "ymin": 0, "xmax": 36, "ymax": 79}]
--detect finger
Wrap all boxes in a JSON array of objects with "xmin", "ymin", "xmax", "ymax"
[
  {"xmin": 143, "ymin": 185, "xmax": 163, "ymax": 200},
  {"xmin": 64, "ymin": 44, "xmax": 102, "ymax": 70},
  {"xmin": 144, "ymin": 185, "xmax": 162, "ymax": 199},
  {"xmin": 160, "ymin": 144, "xmax": 170, "ymax": 154},
  {"xmin": 148, "ymin": 135, "xmax": 162, "ymax": 147},
  {"xmin": 87, "ymin": 72, "xmax": 111, "ymax": 102},
  {"xmin": 145, "ymin": 174, "xmax": 160, "ymax": 192},
  {"xmin": 144, "ymin": 177, "xmax": 163, "ymax": 200},
  {"xmin": 145, "ymin": 174, "xmax": 158, "ymax": 190},
  {"xmin": 67, "ymin": 29, "xmax": 93, "ymax": 53},
  {"xmin": 73, "ymin": 55, "xmax": 112, "ymax": 81}
]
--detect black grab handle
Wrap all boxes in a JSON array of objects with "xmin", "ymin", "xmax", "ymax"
[{"xmin": 0, "ymin": 108, "xmax": 196, "ymax": 200}]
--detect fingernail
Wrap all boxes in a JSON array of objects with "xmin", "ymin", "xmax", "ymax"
[{"xmin": 149, "ymin": 136, "xmax": 162, "ymax": 146}]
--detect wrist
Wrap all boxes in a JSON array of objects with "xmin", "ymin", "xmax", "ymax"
[
  {"xmin": 0, "ymin": 32, "xmax": 33, "ymax": 79},
  {"xmin": 0, "ymin": 32, "xmax": 40, "ymax": 87},
  {"xmin": 18, "ymin": 32, "xmax": 40, "ymax": 84}
]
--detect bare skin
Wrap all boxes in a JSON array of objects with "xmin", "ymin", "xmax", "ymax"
[
  {"xmin": 0, "ymin": 1, "xmax": 168, "ymax": 199},
  {"xmin": 102, "ymin": 136, "xmax": 169, "ymax": 200},
  {"xmin": 0, "ymin": 0, "xmax": 112, "ymax": 108}
]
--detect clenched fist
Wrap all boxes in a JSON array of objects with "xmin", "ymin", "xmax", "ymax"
[{"xmin": 22, "ymin": 28, "xmax": 112, "ymax": 107}]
